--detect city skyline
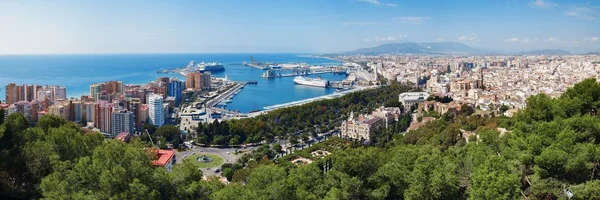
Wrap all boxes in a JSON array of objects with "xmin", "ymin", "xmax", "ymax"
[{"xmin": 1, "ymin": 0, "xmax": 599, "ymax": 55}]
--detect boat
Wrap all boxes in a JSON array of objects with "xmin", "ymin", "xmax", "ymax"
[
  {"xmin": 261, "ymin": 70, "xmax": 281, "ymax": 78},
  {"xmin": 270, "ymin": 65, "xmax": 282, "ymax": 69},
  {"xmin": 197, "ymin": 62, "xmax": 225, "ymax": 72},
  {"xmin": 224, "ymin": 98, "xmax": 233, "ymax": 103},
  {"xmin": 293, "ymin": 76, "xmax": 329, "ymax": 88}
]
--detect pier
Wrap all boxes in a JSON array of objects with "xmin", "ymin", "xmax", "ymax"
[{"xmin": 206, "ymin": 82, "xmax": 245, "ymax": 108}]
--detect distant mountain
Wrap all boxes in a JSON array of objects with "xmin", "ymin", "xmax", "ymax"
[
  {"xmin": 582, "ymin": 52, "xmax": 600, "ymax": 55},
  {"xmin": 348, "ymin": 42, "xmax": 483, "ymax": 55},
  {"xmin": 517, "ymin": 49, "xmax": 571, "ymax": 55}
]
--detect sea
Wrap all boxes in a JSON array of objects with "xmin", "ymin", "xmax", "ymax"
[{"xmin": 0, "ymin": 54, "xmax": 346, "ymax": 112}]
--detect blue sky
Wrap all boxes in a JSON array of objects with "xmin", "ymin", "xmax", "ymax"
[{"xmin": 0, "ymin": 0, "xmax": 598, "ymax": 54}]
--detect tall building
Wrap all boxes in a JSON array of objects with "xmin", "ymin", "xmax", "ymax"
[
  {"xmin": 7, "ymin": 100, "xmax": 42, "ymax": 124},
  {"xmin": 199, "ymin": 72, "xmax": 212, "ymax": 89},
  {"xmin": 5, "ymin": 83, "xmax": 17, "ymax": 105},
  {"xmin": 83, "ymin": 102, "xmax": 95, "ymax": 124},
  {"xmin": 5, "ymin": 83, "xmax": 42, "ymax": 104},
  {"xmin": 168, "ymin": 77, "xmax": 183, "ymax": 105},
  {"xmin": 136, "ymin": 104, "xmax": 149, "ymax": 128},
  {"xmin": 68, "ymin": 100, "xmax": 83, "ymax": 122},
  {"xmin": 185, "ymin": 72, "xmax": 211, "ymax": 90},
  {"xmin": 90, "ymin": 84, "xmax": 103, "ymax": 100},
  {"xmin": 36, "ymin": 85, "xmax": 67, "ymax": 101},
  {"xmin": 48, "ymin": 103, "xmax": 68, "ymax": 119},
  {"xmin": 111, "ymin": 110, "xmax": 135, "ymax": 136},
  {"xmin": 94, "ymin": 101, "xmax": 114, "ymax": 133},
  {"xmin": 148, "ymin": 94, "xmax": 164, "ymax": 127},
  {"xmin": 185, "ymin": 73, "xmax": 195, "ymax": 89},
  {"xmin": 90, "ymin": 81, "xmax": 123, "ymax": 101}
]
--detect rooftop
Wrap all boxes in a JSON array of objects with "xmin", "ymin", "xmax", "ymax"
[
  {"xmin": 399, "ymin": 92, "xmax": 430, "ymax": 101},
  {"xmin": 152, "ymin": 149, "xmax": 176, "ymax": 167}
]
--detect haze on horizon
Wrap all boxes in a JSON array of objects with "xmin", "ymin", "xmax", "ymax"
[{"xmin": 0, "ymin": 0, "xmax": 598, "ymax": 55}]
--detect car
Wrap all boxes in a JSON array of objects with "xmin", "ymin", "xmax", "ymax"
[
  {"xmin": 226, "ymin": 152, "xmax": 230, "ymax": 155},
  {"xmin": 214, "ymin": 169, "xmax": 221, "ymax": 173}
]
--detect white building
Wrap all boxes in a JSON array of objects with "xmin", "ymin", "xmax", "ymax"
[
  {"xmin": 399, "ymin": 92, "xmax": 430, "ymax": 111},
  {"xmin": 111, "ymin": 110, "xmax": 135, "ymax": 136},
  {"xmin": 36, "ymin": 85, "xmax": 67, "ymax": 101},
  {"xmin": 148, "ymin": 93, "xmax": 164, "ymax": 127}
]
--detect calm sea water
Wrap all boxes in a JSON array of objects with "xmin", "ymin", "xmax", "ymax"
[{"xmin": 0, "ymin": 54, "xmax": 345, "ymax": 112}]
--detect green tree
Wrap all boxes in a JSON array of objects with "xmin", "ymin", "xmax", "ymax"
[
  {"xmin": 0, "ymin": 108, "xmax": 5, "ymax": 125},
  {"xmin": 156, "ymin": 125, "xmax": 181, "ymax": 142},
  {"xmin": 37, "ymin": 114, "xmax": 68, "ymax": 133},
  {"xmin": 143, "ymin": 123, "xmax": 158, "ymax": 135},
  {"xmin": 469, "ymin": 156, "xmax": 521, "ymax": 200},
  {"xmin": 41, "ymin": 140, "xmax": 159, "ymax": 199}
]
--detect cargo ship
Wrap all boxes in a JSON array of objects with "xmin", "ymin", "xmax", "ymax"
[{"xmin": 293, "ymin": 76, "xmax": 329, "ymax": 88}]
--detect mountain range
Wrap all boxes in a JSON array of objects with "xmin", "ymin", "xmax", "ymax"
[{"xmin": 346, "ymin": 42, "xmax": 575, "ymax": 56}]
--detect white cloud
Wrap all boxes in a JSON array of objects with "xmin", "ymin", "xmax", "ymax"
[
  {"xmin": 585, "ymin": 37, "xmax": 599, "ymax": 42},
  {"xmin": 375, "ymin": 35, "xmax": 406, "ymax": 42},
  {"xmin": 458, "ymin": 35, "xmax": 479, "ymax": 42},
  {"xmin": 365, "ymin": 34, "xmax": 407, "ymax": 42},
  {"xmin": 504, "ymin": 37, "xmax": 521, "ymax": 42},
  {"xmin": 547, "ymin": 37, "xmax": 557, "ymax": 41},
  {"xmin": 433, "ymin": 38, "xmax": 444, "ymax": 42},
  {"xmin": 565, "ymin": 11, "xmax": 578, "ymax": 16},
  {"xmin": 393, "ymin": 17, "xmax": 431, "ymax": 25},
  {"xmin": 356, "ymin": 0, "xmax": 397, "ymax": 7},
  {"xmin": 565, "ymin": 6, "xmax": 598, "ymax": 20},
  {"xmin": 504, "ymin": 37, "xmax": 538, "ymax": 44},
  {"xmin": 357, "ymin": 0, "xmax": 380, "ymax": 5},
  {"xmin": 529, "ymin": 0, "xmax": 557, "ymax": 8}
]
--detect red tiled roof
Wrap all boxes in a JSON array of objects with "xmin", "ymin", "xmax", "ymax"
[{"xmin": 152, "ymin": 149, "xmax": 175, "ymax": 167}]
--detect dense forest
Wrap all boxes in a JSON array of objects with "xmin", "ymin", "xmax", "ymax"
[{"xmin": 1, "ymin": 79, "xmax": 600, "ymax": 199}]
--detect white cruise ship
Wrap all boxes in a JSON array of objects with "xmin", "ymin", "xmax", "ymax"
[
  {"xmin": 197, "ymin": 62, "xmax": 225, "ymax": 72},
  {"xmin": 293, "ymin": 76, "xmax": 329, "ymax": 88}
]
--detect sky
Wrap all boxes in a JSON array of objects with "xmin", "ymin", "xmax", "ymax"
[{"xmin": 0, "ymin": 0, "xmax": 598, "ymax": 54}]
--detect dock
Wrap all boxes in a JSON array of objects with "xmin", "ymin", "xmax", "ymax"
[{"xmin": 206, "ymin": 82, "xmax": 245, "ymax": 108}]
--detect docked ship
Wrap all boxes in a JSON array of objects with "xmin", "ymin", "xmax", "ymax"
[
  {"xmin": 197, "ymin": 62, "xmax": 225, "ymax": 72},
  {"xmin": 293, "ymin": 76, "xmax": 329, "ymax": 88}
]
